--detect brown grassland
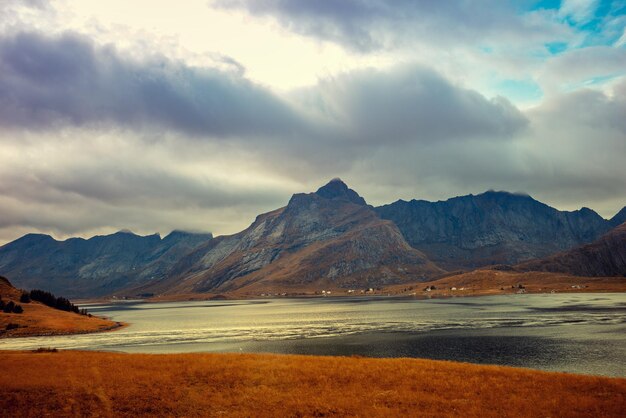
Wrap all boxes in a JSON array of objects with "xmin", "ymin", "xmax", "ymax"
[
  {"xmin": 138, "ymin": 270, "xmax": 626, "ymax": 302},
  {"xmin": 0, "ymin": 303, "xmax": 123, "ymax": 337},
  {"xmin": 385, "ymin": 270, "xmax": 626, "ymax": 298},
  {"xmin": 1, "ymin": 350, "xmax": 625, "ymax": 417}
]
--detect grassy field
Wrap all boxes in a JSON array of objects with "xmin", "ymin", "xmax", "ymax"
[
  {"xmin": 0, "ymin": 277, "xmax": 122, "ymax": 337},
  {"xmin": 385, "ymin": 270, "xmax": 626, "ymax": 298},
  {"xmin": 1, "ymin": 350, "xmax": 624, "ymax": 417},
  {"xmin": 136, "ymin": 270, "xmax": 626, "ymax": 302}
]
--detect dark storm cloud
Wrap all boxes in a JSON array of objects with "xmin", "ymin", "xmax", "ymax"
[
  {"xmin": 348, "ymin": 79, "xmax": 626, "ymax": 217},
  {"xmin": 0, "ymin": 30, "xmax": 528, "ymax": 148},
  {"xmin": 215, "ymin": 0, "xmax": 562, "ymax": 52},
  {"xmin": 0, "ymin": 29, "xmax": 559, "ymax": 244},
  {"xmin": 301, "ymin": 66, "xmax": 528, "ymax": 145},
  {"xmin": 532, "ymin": 84, "xmax": 626, "ymax": 135},
  {"xmin": 0, "ymin": 31, "xmax": 308, "ymax": 137},
  {"xmin": 0, "ymin": 161, "xmax": 286, "ymax": 209},
  {"xmin": 0, "ymin": 143, "xmax": 293, "ymax": 242}
]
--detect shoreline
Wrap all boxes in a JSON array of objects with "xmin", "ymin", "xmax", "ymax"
[
  {"xmin": 72, "ymin": 270, "xmax": 626, "ymax": 304},
  {"xmin": 0, "ymin": 320, "xmax": 128, "ymax": 339},
  {"xmin": 77, "ymin": 286, "xmax": 626, "ymax": 305}
]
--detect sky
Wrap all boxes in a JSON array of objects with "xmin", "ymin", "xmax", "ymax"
[{"xmin": 0, "ymin": 0, "xmax": 625, "ymax": 244}]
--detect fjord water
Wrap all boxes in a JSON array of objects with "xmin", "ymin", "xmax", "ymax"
[{"xmin": 2, "ymin": 293, "xmax": 625, "ymax": 377}]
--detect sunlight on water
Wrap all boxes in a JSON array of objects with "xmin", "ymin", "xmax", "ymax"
[{"xmin": 1, "ymin": 293, "xmax": 625, "ymax": 376}]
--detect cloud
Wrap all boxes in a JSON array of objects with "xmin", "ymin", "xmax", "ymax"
[
  {"xmin": 0, "ymin": 31, "xmax": 309, "ymax": 138},
  {"xmin": 530, "ymin": 78, "xmax": 626, "ymax": 134},
  {"xmin": 0, "ymin": 0, "xmax": 50, "ymax": 15},
  {"xmin": 0, "ymin": 30, "xmax": 533, "ymax": 244},
  {"xmin": 0, "ymin": 29, "xmax": 527, "ymax": 149},
  {"xmin": 0, "ymin": 17, "xmax": 623, "ymax": 245},
  {"xmin": 214, "ymin": 0, "xmax": 571, "ymax": 52},
  {"xmin": 539, "ymin": 46, "xmax": 626, "ymax": 93},
  {"xmin": 0, "ymin": 131, "xmax": 295, "ymax": 242},
  {"xmin": 0, "ymin": 0, "xmax": 55, "ymax": 34},
  {"xmin": 559, "ymin": 0, "xmax": 599, "ymax": 25},
  {"xmin": 299, "ymin": 66, "xmax": 528, "ymax": 145},
  {"xmin": 348, "ymin": 78, "xmax": 626, "ymax": 216}
]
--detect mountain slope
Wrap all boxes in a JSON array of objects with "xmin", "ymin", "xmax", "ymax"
[
  {"xmin": 0, "ymin": 230, "xmax": 213, "ymax": 297},
  {"xmin": 515, "ymin": 222, "xmax": 626, "ymax": 277},
  {"xmin": 375, "ymin": 191, "xmax": 613, "ymax": 270},
  {"xmin": 138, "ymin": 179, "xmax": 443, "ymax": 296},
  {"xmin": 610, "ymin": 206, "xmax": 626, "ymax": 227}
]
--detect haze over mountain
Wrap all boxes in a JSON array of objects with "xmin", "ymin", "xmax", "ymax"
[{"xmin": 376, "ymin": 192, "xmax": 619, "ymax": 270}]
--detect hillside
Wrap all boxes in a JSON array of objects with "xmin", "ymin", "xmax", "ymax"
[
  {"xmin": 610, "ymin": 207, "xmax": 626, "ymax": 227},
  {"xmin": 137, "ymin": 179, "xmax": 443, "ymax": 296},
  {"xmin": 376, "ymin": 191, "xmax": 617, "ymax": 270},
  {"xmin": 390, "ymin": 269, "xmax": 626, "ymax": 298},
  {"xmin": 0, "ymin": 230, "xmax": 212, "ymax": 297},
  {"xmin": 0, "ymin": 276, "xmax": 120, "ymax": 337},
  {"xmin": 516, "ymin": 222, "xmax": 626, "ymax": 277}
]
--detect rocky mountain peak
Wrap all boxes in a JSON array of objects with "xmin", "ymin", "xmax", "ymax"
[
  {"xmin": 481, "ymin": 190, "xmax": 528, "ymax": 198},
  {"xmin": 315, "ymin": 178, "xmax": 367, "ymax": 206},
  {"xmin": 14, "ymin": 233, "xmax": 55, "ymax": 243},
  {"xmin": 163, "ymin": 230, "xmax": 213, "ymax": 242}
]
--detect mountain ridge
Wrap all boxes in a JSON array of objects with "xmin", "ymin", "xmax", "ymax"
[
  {"xmin": 1, "ymin": 180, "xmax": 624, "ymax": 298},
  {"xmin": 375, "ymin": 190, "xmax": 614, "ymax": 270},
  {"xmin": 0, "ymin": 230, "xmax": 213, "ymax": 297},
  {"xmin": 609, "ymin": 206, "xmax": 626, "ymax": 227},
  {"xmin": 135, "ymin": 180, "xmax": 443, "ymax": 296}
]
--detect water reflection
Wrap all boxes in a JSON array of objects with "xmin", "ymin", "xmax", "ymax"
[{"xmin": 1, "ymin": 293, "xmax": 625, "ymax": 377}]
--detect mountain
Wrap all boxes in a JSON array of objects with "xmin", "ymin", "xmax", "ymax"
[
  {"xmin": 515, "ymin": 222, "xmax": 626, "ymax": 277},
  {"xmin": 375, "ymin": 191, "xmax": 614, "ymax": 270},
  {"xmin": 0, "ymin": 230, "xmax": 213, "ymax": 297},
  {"xmin": 610, "ymin": 206, "xmax": 626, "ymax": 227},
  {"xmin": 2, "ymin": 180, "xmax": 623, "ymax": 298},
  {"xmin": 136, "ymin": 179, "xmax": 443, "ymax": 296}
]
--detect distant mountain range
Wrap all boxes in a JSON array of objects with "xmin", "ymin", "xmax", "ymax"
[
  {"xmin": 0, "ymin": 179, "xmax": 624, "ymax": 297},
  {"xmin": 376, "ymin": 191, "xmax": 621, "ymax": 270},
  {"xmin": 0, "ymin": 230, "xmax": 212, "ymax": 297},
  {"xmin": 515, "ymin": 222, "xmax": 626, "ymax": 277}
]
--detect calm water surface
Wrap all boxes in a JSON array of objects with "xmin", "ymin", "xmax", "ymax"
[{"xmin": 1, "ymin": 293, "xmax": 625, "ymax": 377}]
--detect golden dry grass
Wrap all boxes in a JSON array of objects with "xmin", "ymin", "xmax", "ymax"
[
  {"xmin": 138, "ymin": 270, "xmax": 626, "ymax": 302},
  {"xmin": 1, "ymin": 351, "xmax": 624, "ymax": 417},
  {"xmin": 0, "ymin": 302, "xmax": 123, "ymax": 337},
  {"xmin": 386, "ymin": 270, "xmax": 626, "ymax": 298},
  {"xmin": 0, "ymin": 278, "xmax": 122, "ymax": 337}
]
